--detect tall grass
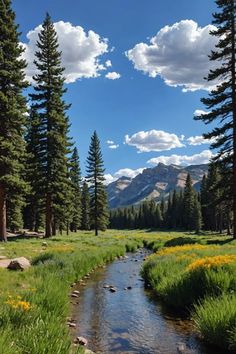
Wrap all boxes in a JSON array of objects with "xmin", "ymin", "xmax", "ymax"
[{"xmin": 142, "ymin": 241, "xmax": 236, "ymax": 350}]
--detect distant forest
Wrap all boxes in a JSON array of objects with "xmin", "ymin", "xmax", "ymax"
[{"xmin": 109, "ymin": 163, "xmax": 232, "ymax": 234}]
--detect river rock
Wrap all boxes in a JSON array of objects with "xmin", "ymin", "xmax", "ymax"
[
  {"xmin": 73, "ymin": 290, "xmax": 80, "ymax": 295},
  {"xmin": 68, "ymin": 322, "xmax": 76, "ymax": 328},
  {"xmin": 84, "ymin": 350, "xmax": 95, "ymax": 354},
  {"xmin": 71, "ymin": 293, "xmax": 79, "ymax": 298},
  {"xmin": 103, "ymin": 284, "xmax": 110, "ymax": 289},
  {"xmin": 75, "ymin": 336, "xmax": 88, "ymax": 346},
  {"xmin": 7, "ymin": 257, "xmax": 30, "ymax": 271},
  {"xmin": 127, "ymin": 286, "xmax": 132, "ymax": 290},
  {"xmin": 109, "ymin": 287, "xmax": 117, "ymax": 293}
]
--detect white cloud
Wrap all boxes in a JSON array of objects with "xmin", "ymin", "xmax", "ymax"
[
  {"xmin": 105, "ymin": 71, "xmax": 121, "ymax": 80},
  {"xmin": 105, "ymin": 60, "xmax": 112, "ymax": 67},
  {"xmin": 22, "ymin": 21, "xmax": 109, "ymax": 83},
  {"xmin": 147, "ymin": 150, "xmax": 214, "ymax": 166},
  {"xmin": 194, "ymin": 109, "xmax": 209, "ymax": 117},
  {"xmin": 109, "ymin": 144, "xmax": 119, "ymax": 149},
  {"xmin": 104, "ymin": 167, "xmax": 144, "ymax": 185},
  {"xmin": 126, "ymin": 20, "xmax": 218, "ymax": 91},
  {"xmin": 124, "ymin": 130, "xmax": 184, "ymax": 153},
  {"xmin": 107, "ymin": 140, "xmax": 114, "ymax": 145},
  {"xmin": 187, "ymin": 135, "xmax": 217, "ymax": 146}
]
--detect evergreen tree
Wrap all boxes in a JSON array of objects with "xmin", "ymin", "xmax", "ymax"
[
  {"xmin": 195, "ymin": 0, "xmax": 236, "ymax": 237},
  {"xmin": 30, "ymin": 14, "xmax": 71, "ymax": 237},
  {"xmin": 70, "ymin": 147, "xmax": 82, "ymax": 232},
  {"xmin": 193, "ymin": 193, "xmax": 202, "ymax": 234},
  {"xmin": 200, "ymin": 174, "xmax": 209, "ymax": 230},
  {"xmin": 0, "ymin": 0, "xmax": 28, "ymax": 241},
  {"xmin": 81, "ymin": 181, "xmax": 90, "ymax": 230},
  {"xmin": 183, "ymin": 174, "xmax": 196, "ymax": 230},
  {"xmin": 24, "ymin": 108, "xmax": 43, "ymax": 231},
  {"xmin": 86, "ymin": 131, "xmax": 108, "ymax": 235}
]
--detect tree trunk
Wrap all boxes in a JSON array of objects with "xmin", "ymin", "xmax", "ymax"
[
  {"xmin": 232, "ymin": 6, "xmax": 236, "ymax": 239},
  {"xmin": 66, "ymin": 222, "xmax": 69, "ymax": 236},
  {"xmin": 52, "ymin": 219, "xmax": 56, "ymax": 236},
  {"xmin": 45, "ymin": 193, "xmax": 52, "ymax": 238},
  {"xmin": 0, "ymin": 185, "xmax": 7, "ymax": 242}
]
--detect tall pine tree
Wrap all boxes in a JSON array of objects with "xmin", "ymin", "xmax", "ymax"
[
  {"xmin": 0, "ymin": 0, "xmax": 28, "ymax": 241},
  {"xmin": 81, "ymin": 181, "xmax": 90, "ymax": 230},
  {"xmin": 195, "ymin": 0, "xmax": 236, "ymax": 237},
  {"xmin": 86, "ymin": 131, "xmax": 109, "ymax": 235},
  {"xmin": 70, "ymin": 147, "xmax": 81, "ymax": 232},
  {"xmin": 30, "ymin": 14, "xmax": 71, "ymax": 237}
]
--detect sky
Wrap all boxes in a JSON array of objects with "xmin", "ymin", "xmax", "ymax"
[{"xmin": 12, "ymin": 0, "xmax": 218, "ymax": 184}]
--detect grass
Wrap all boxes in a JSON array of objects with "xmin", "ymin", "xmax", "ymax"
[
  {"xmin": 0, "ymin": 229, "xmax": 235, "ymax": 352},
  {"xmin": 141, "ymin": 235, "xmax": 236, "ymax": 351}
]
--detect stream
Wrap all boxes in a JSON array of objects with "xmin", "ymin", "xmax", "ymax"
[{"xmin": 72, "ymin": 249, "xmax": 223, "ymax": 354}]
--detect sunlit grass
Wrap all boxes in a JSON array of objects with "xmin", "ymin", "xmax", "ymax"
[{"xmin": 0, "ymin": 229, "xmax": 235, "ymax": 352}]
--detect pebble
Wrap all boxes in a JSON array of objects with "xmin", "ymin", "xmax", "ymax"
[{"xmin": 75, "ymin": 336, "xmax": 88, "ymax": 346}]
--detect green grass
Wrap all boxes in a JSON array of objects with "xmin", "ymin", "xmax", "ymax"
[
  {"xmin": 0, "ymin": 229, "xmax": 235, "ymax": 353},
  {"xmin": 141, "ymin": 236, "xmax": 236, "ymax": 351}
]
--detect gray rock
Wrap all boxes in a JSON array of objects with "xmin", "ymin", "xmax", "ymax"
[
  {"xmin": 75, "ymin": 336, "xmax": 88, "ymax": 346},
  {"xmin": 109, "ymin": 287, "xmax": 117, "ymax": 293},
  {"xmin": 7, "ymin": 257, "xmax": 30, "ymax": 271}
]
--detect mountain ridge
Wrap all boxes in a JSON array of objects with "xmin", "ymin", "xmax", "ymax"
[{"xmin": 107, "ymin": 163, "xmax": 208, "ymax": 209}]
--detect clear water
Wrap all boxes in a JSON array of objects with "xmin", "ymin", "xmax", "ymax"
[{"xmin": 72, "ymin": 249, "xmax": 224, "ymax": 354}]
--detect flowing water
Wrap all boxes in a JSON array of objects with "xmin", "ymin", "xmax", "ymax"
[{"xmin": 72, "ymin": 249, "xmax": 224, "ymax": 354}]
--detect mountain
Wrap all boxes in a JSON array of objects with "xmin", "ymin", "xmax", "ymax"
[{"xmin": 107, "ymin": 163, "xmax": 208, "ymax": 209}]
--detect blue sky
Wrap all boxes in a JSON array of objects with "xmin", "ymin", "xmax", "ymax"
[{"xmin": 13, "ymin": 0, "xmax": 217, "ymax": 183}]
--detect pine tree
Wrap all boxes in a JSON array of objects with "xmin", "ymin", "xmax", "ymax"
[
  {"xmin": 24, "ymin": 108, "xmax": 43, "ymax": 231},
  {"xmin": 0, "ymin": 0, "xmax": 28, "ymax": 241},
  {"xmin": 195, "ymin": 0, "xmax": 236, "ymax": 237},
  {"xmin": 183, "ymin": 174, "xmax": 196, "ymax": 230},
  {"xmin": 86, "ymin": 131, "xmax": 108, "ymax": 235},
  {"xmin": 193, "ymin": 193, "xmax": 202, "ymax": 234},
  {"xmin": 30, "ymin": 14, "xmax": 71, "ymax": 237},
  {"xmin": 69, "ymin": 147, "xmax": 81, "ymax": 232},
  {"xmin": 81, "ymin": 181, "xmax": 90, "ymax": 230}
]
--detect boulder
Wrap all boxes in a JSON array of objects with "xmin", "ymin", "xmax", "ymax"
[{"xmin": 7, "ymin": 257, "xmax": 30, "ymax": 271}]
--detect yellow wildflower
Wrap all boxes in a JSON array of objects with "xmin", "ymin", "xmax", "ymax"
[
  {"xmin": 5, "ymin": 297, "xmax": 31, "ymax": 311},
  {"xmin": 157, "ymin": 244, "xmax": 208, "ymax": 257},
  {"xmin": 187, "ymin": 255, "xmax": 236, "ymax": 271}
]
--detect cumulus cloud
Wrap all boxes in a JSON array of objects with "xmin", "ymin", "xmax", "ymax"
[
  {"xmin": 126, "ymin": 20, "xmax": 218, "ymax": 91},
  {"xmin": 124, "ymin": 130, "xmax": 184, "ymax": 153},
  {"xmin": 147, "ymin": 150, "xmax": 214, "ymax": 166},
  {"xmin": 22, "ymin": 21, "xmax": 109, "ymax": 83},
  {"xmin": 187, "ymin": 135, "xmax": 217, "ymax": 146},
  {"xmin": 107, "ymin": 140, "xmax": 114, "ymax": 145},
  {"xmin": 105, "ymin": 71, "xmax": 121, "ymax": 80},
  {"xmin": 104, "ymin": 167, "xmax": 144, "ymax": 185}
]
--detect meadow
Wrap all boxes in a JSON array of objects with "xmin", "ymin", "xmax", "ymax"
[
  {"xmin": 142, "ymin": 234, "xmax": 236, "ymax": 351},
  {"xmin": 0, "ymin": 230, "xmax": 235, "ymax": 353}
]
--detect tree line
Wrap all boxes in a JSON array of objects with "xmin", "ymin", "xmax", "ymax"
[
  {"xmin": 0, "ymin": 5, "xmax": 108, "ymax": 241},
  {"xmin": 109, "ymin": 164, "xmax": 232, "ymax": 234}
]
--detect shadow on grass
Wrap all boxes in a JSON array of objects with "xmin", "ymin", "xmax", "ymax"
[{"xmin": 164, "ymin": 237, "xmax": 197, "ymax": 247}]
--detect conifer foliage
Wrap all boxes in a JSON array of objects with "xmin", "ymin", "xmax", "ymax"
[
  {"xmin": 30, "ymin": 14, "xmax": 71, "ymax": 237},
  {"xmin": 86, "ymin": 131, "xmax": 109, "ymax": 235},
  {"xmin": 69, "ymin": 147, "xmax": 82, "ymax": 232},
  {"xmin": 0, "ymin": 0, "xmax": 28, "ymax": 241},
  {"xmin": 195, "ymin": 0, "xmax": 236, "ymax": 237},
  {"xmin": 81, "ymin": 181, "xmax": 91, "ymax": 230}
]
